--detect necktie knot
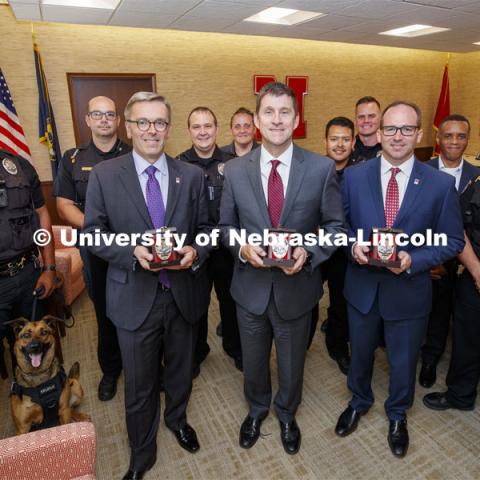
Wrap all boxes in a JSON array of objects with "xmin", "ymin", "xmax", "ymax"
[
  {"xmin": 271, "ymin": 159, "xmax": 281, "ymax": 171},
  {"xmin": 146, "ymin": 165, "xmax": 157, "ymax": 178},
  {"xmin": 390, "ymin": 167, "xmax": 400, "ymax": 178}
]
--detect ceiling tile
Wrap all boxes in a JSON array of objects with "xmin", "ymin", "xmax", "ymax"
[
  {"xmin": 116, "ymin": 0, "xmax": 200, "ymax": 15},
  {"xmin": 9, "ymin": 2, "xmax": 41, "ymax": 20},
  {"xmin": 109, "ymin": 11, "xmax": 179, "ymax": 28},
  {"xmin": 42, "ymin": 5, "xmax": 114, "ymax": 24}
]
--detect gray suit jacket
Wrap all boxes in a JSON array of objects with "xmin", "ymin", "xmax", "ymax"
[
  {"xmin": 219, "ymin": 145, "xmax": 346, "ymax": 320},
  {"xmin": 83, "ymin": 152, "xmax": 212, "ymax": 331}
]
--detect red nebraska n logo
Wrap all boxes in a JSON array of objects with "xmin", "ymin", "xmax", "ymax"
[{"xmin": 253, "ymin": 75, "xmax": 308, "ymax": 139}]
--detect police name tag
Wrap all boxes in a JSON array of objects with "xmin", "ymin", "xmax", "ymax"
[{"xmin": 81, "ymin": 167, "xmax": 93, "ymax": 171}]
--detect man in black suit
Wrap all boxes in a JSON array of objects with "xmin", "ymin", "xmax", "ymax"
[
  {"xmin": 419, "ymin": 114, "xmax": 480, "ymax": 388},
  {"xmin": 83, "ymin": 92, "xmax": 212, "ymax": 480}
]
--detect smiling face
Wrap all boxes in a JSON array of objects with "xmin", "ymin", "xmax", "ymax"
[
  {"xmin": 231, "ymin": 113, "xmax": 255, "ymax": 148},
  {"xmin": 85, "ymin": 96, "xmax": 120, "ymax": 140},
  {"xmin": 356, "ymin": 101, "xmax": 381, "ymax": 141},
  {"xmin": 378, "ymin": 104, "xmax": 423, "ymax": 166},
  {"xmin": 125, "ymin": 100, "xmax": 171, "ymax": 163},
  {"xmin": 326, "ymin": 125, "xmax": 354, "ymax": 166},
  {"xmin": 437, "ymin": 120, "xmax": 470, "ymax": 166},
  {"xmin": 188, "ymin": 110, "xmax": 217, "ymax": 157},
  {"xmin": 254, "ymin": 93, "xmax": 299, "ymax": 157}
]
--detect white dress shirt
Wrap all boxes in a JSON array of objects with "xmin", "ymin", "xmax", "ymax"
[
  {"xmin": 132, "ymin": 150, "xmax": 169, "ymax": 208},
  {"xmin": 259, "ymin": 143, "xmax": 293, "ymax": 202},
  {"xmin": 380, "ymin": 155, "xmax": 414, "ymax": 209},
  {"xmin": 439, "ymin": 155, "xmax": 463, "ymax": 191}
]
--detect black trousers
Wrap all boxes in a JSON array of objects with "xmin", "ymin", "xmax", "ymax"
[
  {"xmin": 195, "ymin": 247, "xmax": 240, "ymax": 364},
  {"xmin": 445, "ymin": 271, "xmax": 480, "ymax": 408},
  {"xmin": 116, "ymin": 288, "xmax": 197, "ymax": 471},
  {"xmin": 237, "ymin": 294, "xmax": 311, "ymax": 423},
  {"xmin": 421, "ymin": 265, "xmax": 457, "ymax": 365},
  {"xmin": 307, "ymin": 249, "xmax": 349, "ymax": 355},
  {"xmin": 0, "ymin": 261, "xmax": 42, "ymax": 369},
  {"xmin": 80, "ymin": 247, "xmax": 122, "ymax": 379}
]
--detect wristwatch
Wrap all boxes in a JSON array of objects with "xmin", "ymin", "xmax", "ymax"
[{"xmin": 42, "ymin": 264, "xmax": 56, "ymax": 272}]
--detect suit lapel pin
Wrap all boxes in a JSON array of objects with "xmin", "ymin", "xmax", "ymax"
[
  {"xmin": 414, "ymin": 178, "xmax": 420, "ymax": 185},
  {"xmin": 176, "ymin": 177, "xmax": 180, "ymax": 184}
]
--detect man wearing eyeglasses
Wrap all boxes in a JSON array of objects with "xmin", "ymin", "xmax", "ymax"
[
  {"xmin": 53, "ymin": 96, "xmax": 131, "ymax": 402},
  {"xmin": 83, "ymin": 92, "xmax": 212, "ymax": 479},
  {"xmin": 335, "ymin": 101, "xmax": 464, "ymax": 458}
]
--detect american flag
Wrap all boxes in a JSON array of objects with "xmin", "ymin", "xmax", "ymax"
[{"xmin": 0, "ymin": 68, "xmax": 31, "ymax": 160}]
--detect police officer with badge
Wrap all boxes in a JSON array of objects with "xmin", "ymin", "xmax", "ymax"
[
  {"xmin": 53, "ymin": 96, "xmax": 131, "ymax": 401},
  {"xmin": 0, "ymin": 150, "xmax": 56, "ymax": 366},
  {"xmin": 424, "ymin": 174, "xmax": 480, "ymax": 412},
  {"xmin": 178, "ymin": 106, "xmax": 241, "ymax": 375}
]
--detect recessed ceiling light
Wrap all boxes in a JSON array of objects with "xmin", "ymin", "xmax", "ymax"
[
  {"xmin": 42, "ymin": 0, "xmax": 120, "ymax": 9},
  {"xmin": 244, "ymin": 7, "xmax": 325, "ymax": 26},
  {"xmin": 379, "ymin": 24, "xmax": 450, "ymax": 37},
  {"xmin": 473, "ymin": 41, "xmax": 480, "ymax": 46}
]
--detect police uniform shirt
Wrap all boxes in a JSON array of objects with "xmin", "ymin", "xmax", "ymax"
[
  {"xmin": 0, "ymin": 150, "xmax": 45, "ymax": 261},
  {"xmin": 351, "ymin": 134, "xmax": 381, "ymax": 165},
  {"xmin": 177, "ymin": 145, "xmax": 230, "ymax": 225},
  {"xmin": 220, "ymin": 141, "xmax": 259, "ymax": 160},
  {"xmin": 53, "ymin": 139, "xmax": 131, "ymax": 210},
  {"xmin": 461, "ymin": 175, "xmax": 480, "ymax": 259}
]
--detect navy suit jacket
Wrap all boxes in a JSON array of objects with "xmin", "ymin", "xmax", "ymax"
[
  {"xmin": 342, "ymin": 156, "xmax": 465, "ymax": 320},
  {"xmin": 427, "ymin": 157, "xmax": 480, "ymax": 193}
]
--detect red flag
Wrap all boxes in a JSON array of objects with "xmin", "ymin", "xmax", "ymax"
[
  {"xmin": 433, "ymin": 64, "xmax": 450, "ymax": 156},
  {"xmin": 0, "ymin": 68, "xmax": 31, "ymax": 161}
]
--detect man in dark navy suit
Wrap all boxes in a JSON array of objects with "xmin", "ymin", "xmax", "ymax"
[
  {"xmin": 335, "ymin": 101, "xmax": 465, "ymax": 458},
  {"xmin": 419, "ymin": 114, "xmax": 480, "ymax": 388}
]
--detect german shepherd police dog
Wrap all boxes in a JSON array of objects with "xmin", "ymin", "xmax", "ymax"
[{"xmin": 7, "ymin": 316, "xmax": 90, "ymax": 434}]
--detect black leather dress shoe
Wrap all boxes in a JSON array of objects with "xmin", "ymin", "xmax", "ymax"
[
  {"xmin": 171, "ymin": 424, "xmax": 200, "ymax": 453},
  {"xmin": 388, "ymin": 420, "xmax": 409, "ymax": 458},
  {"xmin": 239, "ymin": 415, "xmax": 263, "ymax": 449},
  {"xmin": 423, "ymin": 392, "xmax": 474, "ymax": 411},
  {"xmin": 279, "ymin": 419, "xmax": 301, "ymax": 455},
  {"xmin": 98, "ymin": 375, "xmax": 118, "ymax": 401},
  {"xmin": 419, "ymin": 362, "xmax": 437, "ymax": 388},
  {"xmin": 335, "ymin": 406, "xmax": 364, "ymax": 437},
  {"xmin": 333, "ymin": 355, "xmax": 350, "ymax": 376}
]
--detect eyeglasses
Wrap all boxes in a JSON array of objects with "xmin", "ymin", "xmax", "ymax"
[
  {"xmin": 88, "ymin": 111, "xmax": 117, "ymax": 121},
  {"xmin": 126, "ymin": 119, "xmax": 169, "ymax": 132},
  {"xmin": 381, "ymin": 125, "xmax": 418, "ymax": 137}
]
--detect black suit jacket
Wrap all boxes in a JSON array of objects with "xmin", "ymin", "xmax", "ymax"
[{"xmin": 83, "ymin": 152, "xmax": 212, "ymax": 331}]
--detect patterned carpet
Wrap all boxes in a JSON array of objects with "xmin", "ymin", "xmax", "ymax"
[{"xmin": 1, "ymin": 291, "xmax": 479, "ymax": 480}]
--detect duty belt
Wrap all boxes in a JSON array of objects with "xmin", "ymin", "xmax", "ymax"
[{"xmin": 0, "ymin": 250, "xmax": 36, "ymax": 277}]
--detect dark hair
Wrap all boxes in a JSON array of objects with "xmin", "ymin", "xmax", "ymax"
[
  {"xmin": 256, "ymin": 82, "xmax": 298, "ymax": 115},
  {"xmin": 325, "ymin": 117, "xmax": 354, "ymax": 138},
  {"xmin": 355, "ymin": 96, "xmax": 380, "ymax": 109},
  {"xmin": 438, "ymin": 114, "xmax": 470, "ymax": 132},
  {"xmin": 230, "ymin": 107, "xmax": 254, "ymax": 127},
  {"xmin": 187, "ymin": 106, "xmax": 217, "ymax": 127},
  {"xmin": 381, "ymin": 100, "xmax": 422, "ymax": 128}
]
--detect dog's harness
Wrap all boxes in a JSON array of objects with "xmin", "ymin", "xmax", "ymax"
[{"xmin": 11, "ymin": 367, "xmax": 67, "ymax": 429}]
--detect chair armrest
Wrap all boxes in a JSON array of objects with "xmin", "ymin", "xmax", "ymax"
[{"xmin": 0, "ymin": 422, "xmax": 96, "ymax": 479}]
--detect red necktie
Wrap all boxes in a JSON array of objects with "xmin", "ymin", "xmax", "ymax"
[
  {"xmin": 385, "ymin": 167, "xmax": 400, "ymax": 228},
  {"xmin": 268, "ymin": 159, "xmax": 284, "ymax": 228}
]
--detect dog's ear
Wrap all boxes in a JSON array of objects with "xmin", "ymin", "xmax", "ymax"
[
  {"xmin": 3, "ymin": 318, "xmax": 29, "ymax": 336},
  {"xmin": 41, "ymin": 315, "xmax": 64, "ymax": 329}
]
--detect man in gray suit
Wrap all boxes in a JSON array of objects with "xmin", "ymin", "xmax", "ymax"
[
  {"xmin": 219, "ymin": 82, "xmax": 345, "ymax": 454},
  {"xmin": 83, "ymin": 92, "xmax": 212, "ymax": 480}
]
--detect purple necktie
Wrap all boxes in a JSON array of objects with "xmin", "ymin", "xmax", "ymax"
[{"xmin": 145, "ymin": 165, "xmax": 169, "ymax": 287}]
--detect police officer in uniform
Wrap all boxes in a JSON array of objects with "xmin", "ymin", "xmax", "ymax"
[
  {"xmin": 423, "ymin": 174, "xmax": 480, "ymax": 411},
  {"xmin": 0, "ymin": 149, "xmax": 56, "ymax": 366},
  {"xmin": 351, "ymin": 96, "xmax": 382, "ymax": 165},
  {"xmin": 178, "ymin": 106, "xmax": 241, "ymax": 374},
  {"xmin": 221, "ymin": 107, "xmax": 259, "ymax": 160},
  {"xmin": 419, "ymin": 114, "xmax": 480, "ymax": 388},
  {"xmin": 53, "ymin": 96, "xmax": 131, "ymax": 401}
]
